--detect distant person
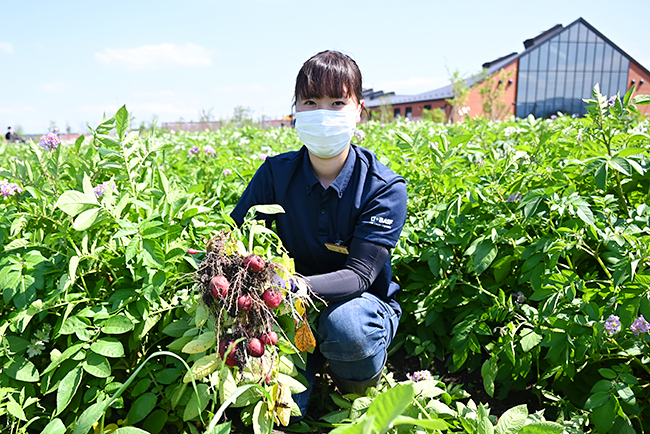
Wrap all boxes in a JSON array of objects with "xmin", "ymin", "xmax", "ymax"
[{"xmin": 5, "ymin": 126, "xmax": 25, "ymax": 143}]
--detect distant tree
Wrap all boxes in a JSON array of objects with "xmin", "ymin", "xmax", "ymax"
[
  {"xmin": 445, "ymin": 68, "xmax": 471, "ymax": 124},
  {"xmin": 374, "ymin": 96, "xmax": 394, "ymax": 124},
  {"xmin": 422, "ymin": 108, "xmax": 447, "ymax": 123},
  {"xmin": 445, "ymin": 72, "xmax": 467, "ymax": 123},
  {"xmin": 49, "ymin": 120, "xmax": 59, "ymax": 134},
  {"xmin": 231, "ymin": 106, "xmax": 255, "ymax": 128},
  {"xmin": 199, "ymin": 108, "xmax": 215, "ymax": 122},
  {"xmin": 477, "ymin": 68, "xmax": 513, "ymax": 121}
]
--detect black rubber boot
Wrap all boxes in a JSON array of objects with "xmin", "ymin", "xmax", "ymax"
[{"xmin": 329, "ymin": 366, "xmax": 384, "ymax": 395}]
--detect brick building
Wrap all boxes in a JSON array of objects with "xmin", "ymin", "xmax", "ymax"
[{"xmin": 365, "ymin": 18, "xmax": 650, "ymax": 121}]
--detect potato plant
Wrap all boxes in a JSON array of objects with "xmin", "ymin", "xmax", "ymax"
[{"xmin": 0, "ymin": 85, "xmax": 648, "ymax": 433}]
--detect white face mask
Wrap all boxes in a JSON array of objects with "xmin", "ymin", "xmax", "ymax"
[{"xmin": 294, "ymin": 109, "xmax": 358, "ymax": 159}]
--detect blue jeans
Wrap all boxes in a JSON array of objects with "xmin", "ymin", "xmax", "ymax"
[{"xmin": 292, "ymin": 292, "xmax": 400, "ymax": 419}]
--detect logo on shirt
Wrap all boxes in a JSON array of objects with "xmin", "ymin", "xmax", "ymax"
[{"xmin": 370, "ymin": 216, "xmax": 393, "ymax": 229}]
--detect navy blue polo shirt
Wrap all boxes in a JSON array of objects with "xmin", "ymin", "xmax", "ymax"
[{"xmin": 231, "ymin": 144, "xmax": 407, "ymax": 308}]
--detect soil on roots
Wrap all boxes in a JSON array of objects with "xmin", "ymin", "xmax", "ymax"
[{"xmin": 197, "ymin": 245, "xmax": 279, "ymax": 368}]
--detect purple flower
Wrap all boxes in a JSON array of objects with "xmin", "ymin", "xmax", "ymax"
[
  {"xmin": 604, "ymin": 315, "xmax": 621, "ymax": 335},
  {"xmin": 354, "ymin": 130, "xmax": 366, "ymax": 141},
  {"xmin": 204, "ymin": 145, "xmax": 216, "ymax": 156},
  {"xmin": 630, "ymin": 315, "xmax": 650, "ymax": 335},
  {"xmin": 222, "ymin": 168, "xmax": 232, "ymax": 176},
  {"xmin": 608, "ymin": 96, "xmax": 616, "ymax": 107},
  {"xmin": 506, "ymin": 193, "xmax": 522, "ymax": 203},
  {"xmin": 188, "ymin": 145, "xmax": 200, "ymax": 155},
  {"xmin": 514, "ymin": 291, "xmax": 525, "ymax": 305},
  {"xmin": 39, "ymin": 133, "xmax": 60, "ymax": 151},
  {"xmin": 0, "ymin": 179, "xmax": 22, "ymax": 198},
  {"xmin": 407, "ymin": 370, "xmax": 432, "ymax": 383},
  {"xmin": 259, "ymin": 154, "xmax": 267, "ymax": 161},
  {"xmin": 550, "ymin": 115, "xmax": 557, "ymax": 120},
  {"xmin": 93, "ymin": 181, "xmax": 118, "ymax": 198}
]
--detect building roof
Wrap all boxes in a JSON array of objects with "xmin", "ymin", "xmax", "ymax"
[{"xmin": 364, "ymin": 17, "xmax": 650, "ymax": 108}]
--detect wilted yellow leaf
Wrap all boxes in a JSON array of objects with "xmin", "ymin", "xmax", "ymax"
[
  {"xmin": 275, "ymin": 382, "xmax": 293, "ymax": 426},
  {"xmin": 102, "ymin": 424, "xmax": 119, "ymax": 434},
  {"xmin": 295, "ymin": 320, "xmax": 315, "ymax": 352},
  {"xmin": 295, "ymin": 298, "xmax": 305, "ymax": 317}
]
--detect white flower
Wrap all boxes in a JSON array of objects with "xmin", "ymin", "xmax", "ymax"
[
  {"xmin": 407, "ymin": 370, "xmax": 433, "ymax": 382},
  {"xmin": 504, "ymin": 126, "xmax": 517, "ymax": 137},
  {"xmin": 34, "ymin": 329, "xmax": 50, "ymax": 343},
  {"xmin": 627, "ymin": 120, "xmax": 648, "ymax": 134},
  {"xmin": 26, "ymin": 339, "xmax": 46, "ymax": 358}
]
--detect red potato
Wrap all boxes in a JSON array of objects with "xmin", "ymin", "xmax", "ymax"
[
  {"xmin": 260, "ymin": 331, "xmax": 278, "ymax": 346},
  {"xmin": 248, "ymin": 338, "xmax": 265, "ymax": 357},
  {"xmin": 237, "ymin": 294, "xmax": 252, "ymax": 311},
  {"xmin": 262, "ymin": 289, "xmax": 282, "ymax": 309},
  {"xmin": 219, "ymin": 340, "xmax": 237, "ymax": 366},
  {"xmin": 210, "ymin": 276, "xmax": 229, "ymax": 299},
  {"xmin": 244, "ymin": 254, "xmax": 265, "ymax": 272}
]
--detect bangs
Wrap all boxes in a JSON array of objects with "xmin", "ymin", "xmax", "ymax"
[{"xmin": 294, "ymin": 51, "xmax": 362, "ymax": 102}]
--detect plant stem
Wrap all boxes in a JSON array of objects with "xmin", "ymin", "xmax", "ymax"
[{"xmin": 613, "ymin": 171, "xmax": 630, "ymax": 215}]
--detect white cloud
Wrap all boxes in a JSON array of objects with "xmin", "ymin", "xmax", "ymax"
[
  {"xmin": 94, "ymin": 43, "xmax": 212, "ymax": 70},
  {"xmin": 0, "ymin": 42, "xmax": 14, "ymax": 54},
  {"xmin": 42, "ymin": 82, "xmax": 72, "ymax": 93}
]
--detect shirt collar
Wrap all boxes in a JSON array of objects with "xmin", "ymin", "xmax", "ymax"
[{"xmin": 302, "ymin": 145, "xmax": 357, "ymax": 198}]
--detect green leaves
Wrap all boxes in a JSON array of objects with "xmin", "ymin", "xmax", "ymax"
[
  {"xmin": 495, "ymin": 404, "xmax": 527, "ymax": 434},
  {"xmin": 56, "ymin": 367, "xmax": 83, "ymax": 416},
  {"xmin": 473, "ymin": 239, "xmax": 498, "ymax": 275},
  {"xmin": 72, "ymin": 400, "xmax": 107, "ymax": 434},
  {"xmin": 90, "ymin": 338, "xmax": 125, "ymax": 358},
  {"xmin": 631, "ymin": 94, "xmax": 650, "ymax": 105},
  {"xmin": 127, "ymin": 392, "xmax": 157, "ymax": 424},
  {"xmin": 5, "ymin": 357, "xmax": 39, "ymax": 382},
  {"xmin": 56, "ymin": 190, "xmax": 98, "ymax": 217},
  {"xmin": 115, "ymin": 105, "xmax": 130, "ymax": 141},
  {"xmin": 330, "ymin": 383, "xmax": 449, "ymax": 434},
  {"xmin": 83, "ymin": 351, "xmax": 111, "ymax": 378},
  {"xmin": 2, "ymin": 101, "xmax": 649, "ymax": 434},
  {"xmin": 181, "ymin": 332, "xmax": 216, "ymax": 354},
  {"xmin": 101, "ymin": 314, "xmax": 135, "ymax": 334},
  {"xmin": 481, "ymin": 357, "xmax": 498, "ymax": 398}
]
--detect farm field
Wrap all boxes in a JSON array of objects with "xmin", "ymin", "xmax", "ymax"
[{"xmin": 1, "ymin": 87, "xmax": 649, "ymax": 434}]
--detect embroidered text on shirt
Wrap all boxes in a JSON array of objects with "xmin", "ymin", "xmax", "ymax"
[{"xmin": 369, "ymin": 216, "xmax": 393, "ymax": 229}]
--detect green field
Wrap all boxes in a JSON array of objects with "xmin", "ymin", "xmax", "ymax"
[{"xmin": 1, "ymin": 87, "xmax": 649, "ymax": 434}]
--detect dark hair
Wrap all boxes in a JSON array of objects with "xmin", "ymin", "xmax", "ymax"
[{"xmin": 294, "ymin": 51, "xmax": 363, "ymax": 105}]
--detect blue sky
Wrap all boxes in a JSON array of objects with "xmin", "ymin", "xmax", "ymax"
[{"xmin": 2, "ymin": 0, "xmax": 649, "ymax": 134}]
